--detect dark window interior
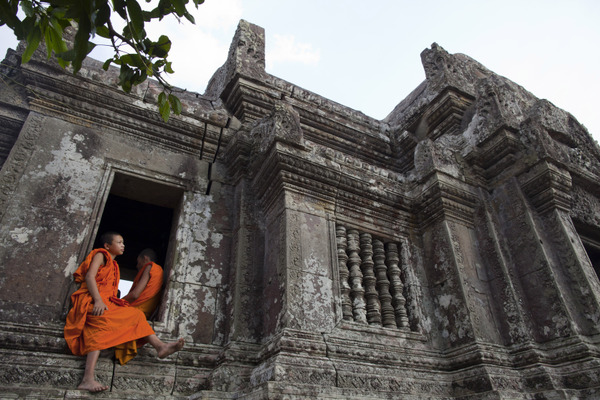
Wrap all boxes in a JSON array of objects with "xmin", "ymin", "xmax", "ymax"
[
  {"xmin": 95, "ymin": 195, "xmax": 173, "ymax": 280},
  {"xmin": 94, "ymin": 173, "xmax": 183, "ymax": 284},
  {"xmin": 582, "ymin": 240, "xmax": 600, "ymax": 279},
  {"xmin": 574, "ymin": 221, "xmax": 600, "ymax": 280}
]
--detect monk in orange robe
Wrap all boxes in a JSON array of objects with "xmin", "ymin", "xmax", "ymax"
[
  {"xmin": 64, "ymin": 232, "xmax": 184, "ymax": 393},
  {"xmin": 114, "ymin": 248, "xmax": 164, "ymax": 364}
]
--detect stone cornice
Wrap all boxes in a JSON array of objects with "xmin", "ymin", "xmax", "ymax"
[
  {"xmin": 19, "ymin": 60, "xmax": 231, "ymax": 160},
  {"xmin": 464, "ymin": 127, "xmax": 523, "ymax": 187},
  {"xmin": 222, "ymin": 130, "xmax": 254, "ymax": 185},
  {"xmin": 0, "ymin": 321, "xmax": 66, "ymax": 354},
  {"xmin": 246, "ymin": 140, "xmax": 413, "ymax": 234},
  {"xmin": 413, "ymin": 171, "xmax": 479, "ymax": 229},
  {"xmin": 221, "ymin": 76, "xmax": 399, "ymax": 173},
  {"xmin": 520, "ymin": 161, "xmax": 572, "ymax": 214},
  {"xmin": 423, "ymin": 88, "xmax": 474, "ymax": 140}
]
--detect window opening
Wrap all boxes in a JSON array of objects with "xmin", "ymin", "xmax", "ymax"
[
  {"xmin": 574, "ymin": 221, "xmax": 600, "ymax": 280},
  {"xmin": 93, "ymin": 172, "xmax": 183, "ymax": 311},
  {"xmin": 581, "ymin": 238, "xmax": 600, "ymax": 279}
]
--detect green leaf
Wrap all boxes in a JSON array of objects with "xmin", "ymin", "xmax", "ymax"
[
  {"xmin": 144, "ymin": 6, "xmax": 162, "ymax": 20},
  {"xmin": 152, "ymin": 35, "xmax": 171, "ymax": 58},
  {"xmin": 145, "ymin": 38, "xmax": 168, "ymax": 58},
  {"xmin": 171, "ymin": 0, "xmax": 186, "ymax": 17},
  {"xmin": 44, "ymin": 20, "xmax": 68, "ymax": 63},
  {"xmin": 119, "ymin": 64, "xmax": 134, "ymax": 93},
  {"xmin": 113, "ymin": 0, "xmax": 127, "ymax": 19},
  {"xmin": 95, "ymin": 2, "xmax": 111, "ymax": 27},
  {"xmin": 54, "ymin": 16, "xmax": 72, "ymax": 30},
  {"xmin": 157, "ymin": 0, "xmax": 173, "ymax": 17},
  {"xmin": 21, "ymin": 0, "xmax": 34, "ymax": 17},
  {"xmin": 48, "ymin": 15, "xmax": 67, "ymax": 37},
  {"xmin": 22, "ymin": 26, "xmax": 41, "ymax": 63},
  {"xmin": 183, "ymin": 10, "xmax": 195, "ymax": 24},
  {"xmin": 168, "ymin": 93, "xmax": 182, "ymax": 115},
  {"xmin": 158, "ymin": 91, "xmax": 167, "ymax": 105},
  {"xmin": 56, "ymin": 56, "xmax": 69, "ymax": 69},
  {"xmin": 126, "ymin": 0, "xmax": 144, "ymax": 39},
  {"xmin": 131, "ymin": 69, "xmax": 147, "ymax": 86},
  {"xmin": 56, "ymin": 48, "xmax": 76, "ymax": 61},
  {"xmin": 14, "ymin": 16, "xmax": 35, "ymax": 40},
  {"xmin": 71, "ymin": 12, "xmax": 92, "ymax": 73},
  {"xmin": 164, "ymin": 61, "xmax": 174, "ymax": 74},
  {"xmin": 141, "ymin": 10, "xmax": 154, "ymax": 22},
  {"xmin": 158, "ymin": 91, "xmax": 170, "ymax": 121},
  {"xmin": 96, "ymin": 25, "xmax": 110, "ymax": 38},
  {"xmin": 62, "ymin": 1, "xmax": 83, "ymax": 20},
  {"xmin": 0, "ymin": 1, "xmax": 22, "ymax": 31},
  {"xmin": 102, "ymin": 58, "xmax": 113, "ymax": 71},
  {"xmin": 120, "ymin": 53, "xmax": 147, "ymax": 70}
]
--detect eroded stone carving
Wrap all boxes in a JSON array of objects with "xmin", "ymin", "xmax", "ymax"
[
  {"xmin": 1, "ymin": 18, "xmax": 600, "ymax": 400},
  {"xmin": 336, "ymin": 225, "xmax": 414, "ymax": 331},
  {"xmin": 249, "ymin": 101, "xmax": 303, "ymax": 155}
]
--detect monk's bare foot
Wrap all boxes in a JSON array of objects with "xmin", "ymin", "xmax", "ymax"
[
  {"xmin": 77, "ymin": 379, "xmax": 108, "ymax": 392},
  {"xmin": 157, "ymin": 338, "xmax": 185, "ymax": 359}
]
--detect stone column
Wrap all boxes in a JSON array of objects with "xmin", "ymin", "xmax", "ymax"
[
  {"xmin": 520, "ymin": 161, "xmax": 600, "ymax": 337},
  {"xmin": 237, "ymin": 101, "xmax": 339, "ymax": 390},
  {"xmin": 416, "ymin": 171, "xmax": 501, "ymax": 349}
]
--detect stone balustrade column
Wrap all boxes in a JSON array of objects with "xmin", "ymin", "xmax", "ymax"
[
  {"xmin": 336, "ymin": 225, "xmax": 353, "ymax": 321},
  {"xmin": 360, "ymin": 232, "xmax": 381, "ymax": 326},
  {"xmin": 374, "ymin": 239, "xmax": 395, "ymax": 328},
  {"xmin": 386, "ymin": 242, "xmax": 409, "ymax": 328},
  {"xmin": 347, "ymin": 229, "xmax": 367, "ymax": 323}
]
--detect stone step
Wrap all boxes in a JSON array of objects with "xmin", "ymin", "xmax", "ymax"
[{"xmin": 0, "ymin": 387, "xmax": 190, "ymax": 400}]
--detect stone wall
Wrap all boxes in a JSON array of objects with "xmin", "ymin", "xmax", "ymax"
[{"xmin": 1, "ymin": 19, "xmax": 600, "ymax": 399}]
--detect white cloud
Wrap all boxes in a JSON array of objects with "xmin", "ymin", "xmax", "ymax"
[
  {"xmin": 267, "ymin": 34, "xmax": 320, "ymax": 69},
  {"xmin": 141, "ymin": 0, "xmax": 242, "ymax": 92},
  {"xmin": 163, "ymin": 29, "xmax": 231, "ymax": 93},
  {"xmin": 87, "ymin": 0, "xmax": 243, "ymax": 94},
  {"xmin": 192, "ymin": 0, "xmax": 243, "ymax": 30}
]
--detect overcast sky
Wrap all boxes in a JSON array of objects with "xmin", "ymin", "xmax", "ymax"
[{"xmin": 1, "ymin": 0, "xmax": 599, "ymax": 143}]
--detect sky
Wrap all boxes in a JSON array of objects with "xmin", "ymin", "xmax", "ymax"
[{"xmin": 1, "ymin": 0, "xmax": 599, "ymax": 144}]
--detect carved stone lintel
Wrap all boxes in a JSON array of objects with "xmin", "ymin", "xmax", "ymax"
[{"xmin": 250, "ymin": 101, "xmax": 303, "ymax": 155}]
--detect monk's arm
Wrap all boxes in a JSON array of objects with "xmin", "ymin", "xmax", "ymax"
[
  {"xmin": 123, "ymin": 264, "xmax": 152, "ymax": 302},
  {"xmin": 86, "ymin": 253, "xmax": 108, "ymax": 316}
]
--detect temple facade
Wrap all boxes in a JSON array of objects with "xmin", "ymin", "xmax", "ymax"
[{"xmin": 1, "ymin": 20, "xmax": 600, "ymax": 399}]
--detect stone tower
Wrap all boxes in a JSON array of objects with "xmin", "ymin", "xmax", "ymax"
[{"xmin": 1, "ymin": 20, "xmax": 600, "ymax": 399}]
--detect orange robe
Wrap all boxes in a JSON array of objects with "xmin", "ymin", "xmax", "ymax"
[
  {"xmin": 128, "ymin": 262, "xmax": 164, "ymax": 317},
  {"xmin": 114, "ymin": 262, "xmax": 163, "ymax": 365},
  {"xmin": 64, "ymin": 249, "xmax": 155, "ymax": 357}
]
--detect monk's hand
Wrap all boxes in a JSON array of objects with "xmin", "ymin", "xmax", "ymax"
[{"xmin": 92, "ymin": 299, "xmax": 108, "ymax": 316}]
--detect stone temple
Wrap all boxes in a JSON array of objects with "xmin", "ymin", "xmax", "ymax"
[{"xmin": 1, "ymin": 19, "xmax": 600, "ymax": 399}]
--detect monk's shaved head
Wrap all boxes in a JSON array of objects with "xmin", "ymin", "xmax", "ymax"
[
  {"xmin": 100, "ymin": 231, "xmax": 121, "ymax": 247},
  {"xmin": 138, "ymin": 248, "xmax": 157, "ymax": 262}
]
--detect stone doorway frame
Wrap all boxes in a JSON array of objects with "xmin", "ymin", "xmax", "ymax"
[{"xmin": 62, "ymin": 160, "xmax": 191, "ymax": 325}]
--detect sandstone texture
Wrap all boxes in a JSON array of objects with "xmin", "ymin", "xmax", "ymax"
[{"xmin": 1, "ymin": 20, "xmax": 600, "ymax": 399}]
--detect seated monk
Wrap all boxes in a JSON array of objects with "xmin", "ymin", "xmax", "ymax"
[
  {"xmin": 64, "ymin": 232, "xmax": 184, "ymax": 393},
  {"xmin": 114, "ymin": 248, "xmax": 164, "ymax": 365}
]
